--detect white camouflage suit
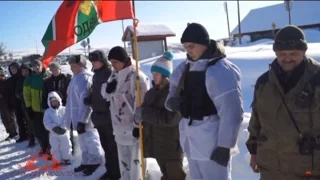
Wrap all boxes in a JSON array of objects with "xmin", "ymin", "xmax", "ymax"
[
  {"xmin": 166, "ymin": 58, "xmax": 243, "ymax": 180},
  {"xmin": 101, "ymin": 60, "xmax": 150, "ymax": 180},
  {"xmin": 43, "ymin": 91, "xmax": 72, "ymax": 163},
  {"xmin": 64, "ymin": 68, "xmax": 104, "ymax": 166}
]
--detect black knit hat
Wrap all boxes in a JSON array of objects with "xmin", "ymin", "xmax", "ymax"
[
  {"xmin": 273, "ymin": 25, "xmax": 308, "ymax": 51},
  {"xmin": 181, "ymin": 23, "xmax": 210, "ymax": 46},
  {"xmin": 89, "ymin": 50, "xmax": 107, "ymax": 64},
  {"xmin": 108, "ymin": 46, "xmax": 130, "ymax": 62}
]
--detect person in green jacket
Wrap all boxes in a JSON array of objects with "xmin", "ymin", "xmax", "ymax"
[{"xmin": 23, "ymin": 59, "xmax": 50, "ymax": 154}]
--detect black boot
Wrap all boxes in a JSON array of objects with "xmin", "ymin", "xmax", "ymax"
[
  {"xmin": 60, "ymin": 159, "xmax": 71, "ymax": 166},
  {"xmin": 82, "ymin": 164, "xmax": 100, "ymax": 176},
  {"xmin": 16, "ymin": 137, "xmax": 27, "ymax": 143},
  {"xmin": 74, "ymin": 164, "xmax": 89, "ymax": 172},
  {"xmin": 99, "ymin": 172, "xmax": 114, "ymax": 180},
  {"xmin": 27, "ymin": 141, "xmax": 35, "ymax": 148},
  {"xmin": 5, "ymin": 133, "xmax": 18, "ymax": 141}
]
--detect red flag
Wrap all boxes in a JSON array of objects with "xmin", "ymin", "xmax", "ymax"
[{"xmin": 41, "ymin": 0, "xmax": 134, "ymax": 68}]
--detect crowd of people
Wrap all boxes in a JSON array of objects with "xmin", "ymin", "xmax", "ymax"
[{"xmin": 0, "ymin": 22, "xmax": 317, "ymax": 180}]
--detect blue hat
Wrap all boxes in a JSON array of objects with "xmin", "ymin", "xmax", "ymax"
[{"xmin": 151, "ymin": 51, "xmax": 173, "ymax": 77}]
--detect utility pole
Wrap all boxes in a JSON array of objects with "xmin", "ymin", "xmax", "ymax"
[
  {"xmin": 122, "ymin": 20, "xmax": 126, "ymax": 50},
  {"xmin": 237, "ymin": 0, "xmax": 242, "ymax": 45},
  {"xmin": 284, "ymin": 0, "xmax": 293, "ymax": 25},
  {"xmin": 224, "ymin": 2, "xmax": 231, "ymax": 40}
]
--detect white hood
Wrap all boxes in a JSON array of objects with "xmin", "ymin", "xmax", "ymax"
[{"xmin": 47, "ymin": 91, "xmax": 63, "ymax": 109}]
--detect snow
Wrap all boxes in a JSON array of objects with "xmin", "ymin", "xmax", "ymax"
[
  {"xmin": 122, "ymin": 24, "xmax": 176, "ymax": 41},
  {"xmin": 231, "ymin": 1, "xmax": 320, "ymax": 35},
  {"xmin": 2, "ymin": 41, "xmax": 320, "ymax": 179}
]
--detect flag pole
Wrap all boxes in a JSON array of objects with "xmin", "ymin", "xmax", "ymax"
[{"xmin": 131, "ymin": 0, "xmax": 146, "ymax": 180}]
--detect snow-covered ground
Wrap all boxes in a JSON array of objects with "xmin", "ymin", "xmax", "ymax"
[{"xmin": 2, "ymin": 42, "xmax": 320, "ymax": 180}]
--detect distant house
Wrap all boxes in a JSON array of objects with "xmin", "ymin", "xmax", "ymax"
[
  {"xmin": 22, "ymin": 54, "xmax": 41, "ymax": 64},
  {"xmin": 231, "ymin": 1, "xmax": 320, "ymax": 42},
  {"xmin": 122, "ymin": 24, "xmax": 176, "ymax": 60}
]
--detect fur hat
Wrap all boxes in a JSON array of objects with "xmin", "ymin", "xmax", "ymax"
[
  {"xmin": 89, "ymin": 50, "xmax": 108, "ymax": 64},
  {"xmin": 151, "ymin": 51, "xmax": 173, "ymax": 77},
  {"xmin": 68, "ymin": 55, "xmax": 87, "ymax": 67}
]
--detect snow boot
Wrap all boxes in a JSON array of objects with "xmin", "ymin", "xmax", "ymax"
[
  {"xmin": 16, "ymin": 137, "xmax": 27, "ymax": 143},
  {"xmin": 99, "ymin": 172, "xmax": 113, "ymax": 180},
  {"xmin": 27, "ymin": 141, "xmax": 35, "ymax": 148},
  {"xmin": 5, "ymin": 133, "xmax": 18, "ymax": 141},
  {"xmin": 60, "ymin": 159, "xmax": 71, "ymax": 166},
  {"xmin": 74, "ymin": 164, "xmax": 89, "ymax": 172},
  {"xmin": 82, "ymin": 164, "xmax": 100, "ymax": 176}
]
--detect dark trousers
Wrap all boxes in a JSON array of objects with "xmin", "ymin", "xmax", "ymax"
[
  {"xmin": 15, "ymin": 106, "xmax": 27, "ymax": 139},
  {"xmin": 156, "ymin": 158, "xmax": 186, "ymax": 180},
  {"xmin": 96, "ymin": 124, "xmax": 120, "ymax": 179},
  {"xmin": 32, "ymin": 112, "xmax": 50, "ymax": 151},
  {"xmin": 0, "ymin": 103, "xmax": 17, "ymax": 136}
]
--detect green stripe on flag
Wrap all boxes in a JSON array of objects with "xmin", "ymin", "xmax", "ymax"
[
  {"xmin": 75, "ymin": 2, "xmax": 99, "ymax": 43},
  {"xmin": 41, "ymin": 19, "xmax": 54, "ymax": 48}
]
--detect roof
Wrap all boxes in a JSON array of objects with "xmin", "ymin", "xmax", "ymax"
[
  {"xmin": 122, "ymin": 24, "xmax": 176, "ymax": 41},
  {"xmin": 231, "ymin": 1, "xmax": 320, "ymax": 35}
]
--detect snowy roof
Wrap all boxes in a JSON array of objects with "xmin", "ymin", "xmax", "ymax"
[
  {"xmin": 122, "ymin": 24, "xmax": 176, "ymax": 41},
  {"xmin": 231, "ymin": 1, "xmax": 320, "ymax": 35}
]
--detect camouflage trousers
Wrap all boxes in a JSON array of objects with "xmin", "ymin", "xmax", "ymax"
[{"xmin": 0, "ymin": 104, "xmax": 17, "ymax": 136}]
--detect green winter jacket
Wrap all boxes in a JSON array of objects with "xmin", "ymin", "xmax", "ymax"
[{"xmin": 23, "ymin": 70, "xmax": 47, "ymax": 112}]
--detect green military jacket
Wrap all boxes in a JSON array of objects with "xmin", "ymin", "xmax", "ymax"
[{"xmin": 247, "ymin": 57, "xmax": 320, "ymax": 178}]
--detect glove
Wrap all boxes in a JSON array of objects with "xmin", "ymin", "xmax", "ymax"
[
  {"xmin": 83, "ymin": 96, "xmax": 92, "ymax": 106},
  {"xmin": 132, "ymin": 128, "xmax": 140, "ymax": 139},
  {"xmin": 210, "ymin": 146, "xmax": 230, "ymax": 167},
  {"xmin": 77, "ymin": 122, "xmax": 86, "ymax": 134},
  {"xmin": 106, "ymin": 80, "xmax": 117, "ymax": 93},
  {"xmin": 27, "ymin": 107, "xmax": 34, "ymax": 119},
  {"xmin": 166, "ymin": 97, "xmax": 181, "ymax": 112},
  {"xmin": 52, "ymin": 126, "xmax": 66, "ymax": 135},
  {"xmin": 134, "ymin": 107, "xmax": 143, "ymax": 125}
]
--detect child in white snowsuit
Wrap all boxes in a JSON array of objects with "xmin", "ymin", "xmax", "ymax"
[
  {"xmin": 101, "ymin": 46, "xmax": 150, "ymax": 180},
  {"xmin": 43, "ymin": 91, "xmax": 72, "ymax": 165}
]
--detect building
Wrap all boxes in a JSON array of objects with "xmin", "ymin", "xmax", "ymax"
[
  {"xmin": 122, "ymin": 24, "xmax": 175, "ymax": 60},
  {"xmin": 231, "ymin": 1, "xmax": 320, "ymax": 42}
]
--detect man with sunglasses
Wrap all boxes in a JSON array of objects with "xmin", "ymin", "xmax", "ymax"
[
  {"xmin": 64, "ymin": 55, "xmax": 104, "ymax": 176},
  {"xmin": 86, "ymin": 50, "xmax": 120, "ymax": 180}
]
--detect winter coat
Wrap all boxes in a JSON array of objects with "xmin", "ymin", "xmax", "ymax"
[
  {"xmin": 246, "ymin": 58, "xmax": 320, "ymax": 178},
  {"xmin": 90, "ymin": 65, "xmax": 112, "ymax": 126},
  {"xmin": 23, "ymin": 69, "xmax": 47, "ymax": 112},
  {"xmin": 166, "ymin": 46, "xmax": 243, "ymax": 161},
  {"xmin": 0, "ymin": 79, "xmax": 7, "ymax": 103},
  {"xmin": 64, "ymin": 68, "xmax": 94, "ymax": 130},
  {"xmin": 43, "ymin": 91, "xmax": 68, "ymax": 137},
  {"xmin": 142, "ymin": 79, "xmax": 183, "ymax": 160},
  {"xmin": 42, "ymin": 73, "xmax": 70, "ymax": 110},
  {"xmin": 101, "ymin": 60, "xmax": 150, "ymax": 145},
  {"xmin": 6, "ymin": 62, "xmax": 25, "ymax": 109}
]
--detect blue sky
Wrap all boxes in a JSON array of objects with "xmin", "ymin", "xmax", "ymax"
[{"xmin": 0, "ymin": 1, "xmax": 281, "ymax": 53}]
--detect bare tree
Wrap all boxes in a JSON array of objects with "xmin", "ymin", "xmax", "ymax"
[{"xmin": 0, "ymin": 42, "xmax": 6, "ymax": 57}]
